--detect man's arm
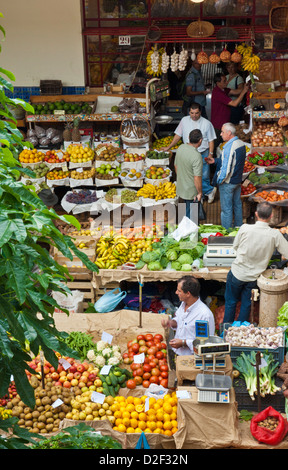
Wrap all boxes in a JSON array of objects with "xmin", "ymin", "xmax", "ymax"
[
  {"xmin": 160, "ymin": 134, "xmax": 181, "ymax": 151},
  {"xmin": 193, "ymin": 175, "xmax": 202, "ymax": 201},
  {"xmin": 228, "ymin": 84, "xmax": 249, "ymax": 107},
  {"xmin": 186, "ymin": 85, "xmax": 210, "ymax": 98}
]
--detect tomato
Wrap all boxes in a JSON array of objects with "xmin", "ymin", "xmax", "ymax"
[
  {"xmin": 160, "ymin": 364, "xmax": 168, "ymax": 372},
  {"xmin": 147, "ymin": 347, "xmax": 158, "ymax": 356},
  {"xmin": 134, "ymin": 375, "xmax": 143, "ymax": 385},
  {"xmin": 147, "ymin": 354, "xmax": 156, "ymax": 362},
  {"xmin": 131, "ymin": 363, "xmax": 139, "ymax": 371},
  {"xmin": 142, "ymin": 380, "xmax": 150, "ymax": 388},
  {"xmin": 139, "ymin": 345, "xmax": 148, "ymax": 354},
  {"xmin": 144, "ymin": 334, "xmax": 153, "ymax": 341},
  {"xmin": 138, "ymin": 340, "xmax": 146, "ymax": 346},
  {"xmin": 135, "ymin": 367, "xmax": 143, "ymax": 376},
  {"xmin": 151, "ymin": 368, "xmax": 161, "ymax": 377},
  {"xmin": 160, "ymin": 371, "xmax": 168, "ymax": 378},
  {"xmin": 143, "ymin": 372, "xmax": 151, "ymax": 380},
  {"xmin": 160, "ymin": 342, "xmax": 167, "ymax": 349},
  {"xmin": 145, "ymin": 341, "xmax": 155, "ymax": 348},
  {"xmin": 160, "ymin": 378, "xmax": 168, "ymax": 388},
  {"xmin": 156, "ymin": 351, "xmax": 164, "ymax": 360},
  {"xmin": 150, "ymin": 375, "xmax": 159, "ymax": 384},
  {"xmin": 132, "ymin": 343, "xmax": 140, "ymax": 353},
  {"xmin": 126, "ymin": 379, "xmax": 136, "ymax": 389},
  {"xmin": 137, "ymin": 335, "xmax": 145, "ymax": 341},
  {"xmin": 143, "ymin": 364, "xmax": 152, "ymax": 372},
  {"xmin": 154, "ymin": 334, "xmax": 163, "ymax": 342},
  {"xmin": 149, "ymin": 361, "xmax": 158, "ymax": 369}
]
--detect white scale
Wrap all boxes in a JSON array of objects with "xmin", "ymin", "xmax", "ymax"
[
  {"xmin": 203, "ymin": 236, "xmax": 236, "ymax": 267},
  {"xmin": 193, "ymin": 321, "xmax": 232, "ymax": 404}
]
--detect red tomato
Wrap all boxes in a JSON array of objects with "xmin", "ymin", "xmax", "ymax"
[
  {"xmin": 150, "ymin": 375, "xmax": 159, "ymax": 384},
  {"xmin": 142, "ymin": 380, "xmax": 150, "ymax": 388},
  {"xmin": 151, "ymin": 368, "xmax": 161, "ymax": 377},
  {"xmin": 132, "ymin": 343, "xmax": 140, "ymax": 353},
  {"xmin": 134, "ymin": 375, "xmax": 143, "ymax": 385},
  {"xmin": 156, "ymin": 351, "xmax": 164, "ymax": 360},
  {"xmin": 145, "ymin": 341, "xmax": 154, "ymax": 348},
  {"xmin": 143, "ymin": 372, "xmax": 151, "ymax": 380},
  {"xmin": 160, "ymin": 371, "xmax": 168, "ymax": 378},
  {"xmin": 160, "ymin": 378, "xmax": 168, "ymax": 388},
  {"xmin": 160, "ymin": 342, "xmax": 167, "ymax": 349},
  {"xmin": 126, "ymin": 379, "xmax": 136, "ymax": 389},
  {"xmin": 143, "ymin": 364, "xmax": 152, "ymax": 372},
  {"xmin": 139, "ymin": 345, "xmax": 148, "ymax": 354},
  {"xmin": 147, "ymin": 354, "xmax": 156, "ymax": 362},
  {"xmin": 147, "ymin": 347, "xmax": 158, "ymax": 356},
  {"xmin": 154, "ymin": 334, "xmax": 163, "ymax": 342},
  {"xmin": 135, "ymin": 367, "xmax": 143, "ymax": 376},
  {"xmin": 144, "ymin": 334, "xmax": 153, "ymax": 341},
  {"xmin": 122, "ymin": 352, "xmax": 129, "ymax": 359},
  {"xmin": 131, "ymin": 363, "xmax": 139, "ymax": 371},
  {"xmin": 149, "ymin": 361, "xmax": 158, "ymax": 369},
  {"xmin": 160, "ymin": 364, "xmax": 168, "ymax": 372},
  {"xmin": 137, "ymin": 335, "xmax": 145, "ymax": 341},
  {"xmin": 138, "ymin": 340, "xmax": 146, "ymax": 346}
]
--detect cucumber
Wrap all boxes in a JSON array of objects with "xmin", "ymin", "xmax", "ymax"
[
  {"xmin": 109, "ymin": 372, "xmax": 118, "ymax": 387},
  {"xmin": 102, "ymin": 382, "xmax": 110, "ymax": 396},
  {"xmin": 108, "ymin": 385, "xmax": 116, "ymax": 397},
  {"xmin": 98, "ymin": 374, "xmax": 107, "ymax": 383},
  {"xmin": 105, "ymin": 376, "xmax": 112, "ymax": 386},
  {"xmin": 118, "ymin": 374, "xmax": 127, "ymax": 384}
]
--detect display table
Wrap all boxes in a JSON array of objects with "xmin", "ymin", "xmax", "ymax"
[{"xmin": 176, "ymin": 354, "xmax": 234, "ymax": 386}]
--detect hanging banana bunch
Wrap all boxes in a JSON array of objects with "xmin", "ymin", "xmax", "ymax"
[{"xmin": 237, "ymin": 42, "xmax": 260, "ymax": 82}]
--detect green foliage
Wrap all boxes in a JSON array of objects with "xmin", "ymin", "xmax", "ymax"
[
  {"xmin": 31, "ymin": 423, "xmax": 122, "ymax": 449},
  {"xmin": 0, "ymin": 416, "xmax": 40, "ymax": 449}
]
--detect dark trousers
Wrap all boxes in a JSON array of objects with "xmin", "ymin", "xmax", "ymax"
[{"xmin": 223, "ymin": 270, "xmax": 257, "ymax": 324}]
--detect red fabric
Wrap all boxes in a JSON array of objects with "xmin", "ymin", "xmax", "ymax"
[
  {"xmin": 211, "ymin": 86, "xmax": 232, "ymax": 130},
  {"xmin": 250, "ymin": 406, "xmax": 288, "ymax": 445}
]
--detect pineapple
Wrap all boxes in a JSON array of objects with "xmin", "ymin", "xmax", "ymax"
[
  {"xmin": 63, "ymin": 122, "xmax": 72, "ymax": 141},
  {"xmin": 71, "ymin": 117, "xmax": 81, "ymax": 142}
]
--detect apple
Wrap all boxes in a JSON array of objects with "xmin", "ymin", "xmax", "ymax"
[
  {"xmin": 73, "ymin": 371, "xmax": 81, "ymax": 380},
  {"xmin": 88, "ymin": 373, "xmax": 97, "ymax": 381},
  {"xmin": 70, "ymin": 378, "xmax": 79, "ymax": 386},
  {"xmin": 51, "ymin": 372, "xmax": 59, "ymax": 381},
  {"xmin": 77, "ymin": 364, "xmax": 85, "ymax": 373}
]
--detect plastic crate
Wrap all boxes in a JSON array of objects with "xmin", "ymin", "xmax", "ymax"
[
  {"xmin": 234, "ymin": 377, "xmax": 285, "ymax": 413},
  {"xmin": 40, "ymin": 80, "xmax": 62, "ymax": 95}
]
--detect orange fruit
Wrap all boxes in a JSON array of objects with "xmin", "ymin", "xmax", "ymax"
[
  {"xmin": 163, "ymin": 403, "xmax": 172, "ymax": 414},
  {"xmin": 130, "ymin": 418, "xmax": 138, "ymax": 429},
  {"xmin": 126, "ymin": 396, "xmax": 134, "ymax": 404},
  {"xmin": 163, "ymin": 421, "xmax": 172, "ymax": 430},
  {"xmin": 138, "ymin": 412, "xmax": 147, "ymax": 422},
  {"xmin": 126, "ymin": 427, "xmax": 135, "ymax": 433},
  {"xmin": 122, "ymin": 417, "xmax": 130, "ymax": 427},
  {"xmin": 138, "ymin": 420, "xmax": 146, "ymax": 430},
  {"xmin": 126, "ymin": 404, "xmax": 135, "ymax": 413},
  {"xmin": 117, "ymin": 424, "xmax": 126, "ymax": 433},
  {"xmin": 171, "ymin": 427, "xmax": 178, "ymax": 435},
  {"xmin": 130, "ymin": 411, "xmax": 139, "ymax": 420},
  {"xmin": 156, "ymin": 420, "xmax": 163, "ymax": 429},
  {"xmin": 164, "ymin": 429, "xmax": 172, "ymax": 436}
]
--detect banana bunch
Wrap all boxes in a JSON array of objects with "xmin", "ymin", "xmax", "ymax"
[
  {"xmin": 137, "ymin": 182, "xmax": 176, "ymax": 201},
  {"xmin": 146, "ymin": 46, "xmax": 164, "ymax": 77},
  {"xmin": 237, "ymin": 43, "xmax": 253, "ymax": 56},
  {"xmin": 95, "ymin": 232, "xmax": 131, "ymax": 269},
  {"xmin": 237, "ymin": 43, "xmax": 260, "ymax": 74}
]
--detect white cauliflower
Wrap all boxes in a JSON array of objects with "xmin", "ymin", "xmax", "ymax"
[
  {"xmin": 112, "ymin": 345, "xmax": 121, "ymax": 353},
  {"xmin": 96, "ymin": 341, "xmax": 107, "ymax": 352},
  {"xmin": 108, "ymin": 356, "xmax": 120, "ymax": 366},
  {"xmin": 94, "ymin": 355, "xmax": 106, "ymax": 367},
  {"xmin": 102, "ymin": 347, "xmax": 112, "ymax": 358},
  {"xmin": 87, "ymin": 349, "xmax": 96, "ymax": 362}
]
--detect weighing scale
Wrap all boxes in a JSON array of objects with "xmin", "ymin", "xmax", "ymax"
[
  {"xmin": 203, "ymin": 236, "xmax": 236, "ymax": 267},
  {"xmin": 193, "ymin": 321, "xmax": 232, "ymax": 404}
]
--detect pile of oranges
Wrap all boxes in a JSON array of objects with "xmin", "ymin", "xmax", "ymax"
[
  {"xmin": 46, "ymin": 169, "xmax": 70, "ymax": 180},
  {"xmin": 112, "ymin": 393, "xmax": 178, "ymax": 436},
  {"xmin": 19, "ymin": 148, "xmax": 45, "ymax": 164}
]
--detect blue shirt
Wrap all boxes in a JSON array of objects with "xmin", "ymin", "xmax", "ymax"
[
  {"xmin": 185, "ymin": 66, "xmax": 206, "ymax": 107},
  {"xmin": 217, "ymin": 136, "xmax": 238, "ymax": 184}
]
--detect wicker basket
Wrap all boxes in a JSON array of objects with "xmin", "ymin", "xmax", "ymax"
[
  {"xmin": 187, "ymin": 20, "xmax": 214, "ymax": 38},
  {"xmin": 269, "ymin": 5, "xmax": 288, "ymax": 32},
  {"xmin": 120, "ymin": 116, "xmax": 151, "ymax": 147}
]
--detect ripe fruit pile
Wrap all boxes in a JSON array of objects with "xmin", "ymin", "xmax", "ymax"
[
  {"xmin": 19, "ymin": 148, "xmax": 45, "ymax": 164},
  {"xmin": 95, "ymin": 163, "xmax": 121, "ymax": 180},
  {"xmin": 46, "ymin": 169, "xmax": 70, "ymax": 180},
  {"xmin": 44, "ymin": 150, "xmax": 70, "ymax": 163},
  {"xmin": 70, "ymin": 168, "xmax": 96, "ymax": 180},
  {"xmin": 123, "ymin": 333, "xmax": 168, "ymax": 389},
  {"xmin": 95, "ymin": 144, "xmax": 120, "ymax": 161},
  {"xmin": 255, "ymin": 189, "xmax": 288, "ymax": 202},
  {"xmin": 25, "ymin": 163, "xmax": 49, "ymax": 178},
  {"xmin": 69, "ymin": 391, "xmax": 116, "ymax": 424},
  {"xmin": 66, "ymin": 144, "xmax": 94, "ymax": 163},
  {"xmin": 152, "ymin": 136, "xmax": 182, "ymax": 150},
  {"xmin": 137, "ymin": 182, "xmax": 176, "ymax": 200},
  {"xmin": 95, "ymin": 231, "xmax": 132, "ymax": 269},
  {"xmin": 122, "ymin": 152, "xmax": 145, "ymax": 162},
  {"xmin": 241, "ymin": 182, "xmax": 256, "ymax": 196},
  {"xmin": 145, "ymin": 166, "xmax": 171, "ymax": 180},
  {"xmin": 247, "ymin": 151, "xmax": 285, "ymax": 167},
  {"xmin": 112, "ymin": 394, "xmax": 178, "ymax": 435},
  {"xmin": 243, "ymin": 160, "xmax": 255, "ymax": 173},
  {"xmin": 128, "ymin": 238, "xmax": 153, "ymax": 264}
]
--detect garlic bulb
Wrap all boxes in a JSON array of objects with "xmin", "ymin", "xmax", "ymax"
[
  {"xmin": 170, "ymin": 50, "xmax": 179, "ymax": 72},
  {"xmin": 178, "ymin": 47, "xmax": 188, "ymax": 71},
  {"xmin": 151, "ymin": 49, "xmax": 160, "ymax": 74},
  {"xmin": 191, "ymin": 48, "xmax": 196, "ymax": 61},
  {"xmin": 161, "ymin": 51, "xmax": 170, "ymax": 73}
]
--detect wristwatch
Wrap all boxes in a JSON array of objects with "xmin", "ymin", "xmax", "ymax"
[{"xmin": 182, "ymin": 339, "xmax": 185, "ymax": 346}]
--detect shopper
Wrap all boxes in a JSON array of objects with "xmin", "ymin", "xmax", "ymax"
[
  {"xmin": 174, "ymin": 128, "xmax": 203, "ymax": 220},
  {"xmin": 205, "ymin": 122, "xmax": 246, "ymax": 230},
  {"xmin": 223, "ymin": 202, "xmax": 288, "ymax": 324},
  {"xmin": 161, "ymin": 276, "xmax": 215, "ymax": 357},
  {"xmin": 211, "ymin": 72, "xmax": 249, "ymax": 147},
  {"xmin": 226, "ymin": 62, "xmax": 245, "ymax": 124},
  {"xmin": 161, "ymin": 103, "xmax": 217, "ymax": 203},
  {"xmin": 181, "ymin": 59, "xmax": 210, "ymax": 117}
]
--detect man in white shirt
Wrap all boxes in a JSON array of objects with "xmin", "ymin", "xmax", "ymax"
[
  {"xmin": 223, "ymin": 202, "xmax": 288, "ymax": 324},
  {"xmin": 161, "ymin": 276, "xmax": 215, "ymax": 356},
  {"xmin": 161, "ymin": 103, "xmax": 217, "ymax": 203}
]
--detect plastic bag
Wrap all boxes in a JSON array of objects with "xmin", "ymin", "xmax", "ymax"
[
  {"xmin": 94, "ymin": 288, "xmax": 126, "ymax": 313},
  {"xmin": 250, "ymin": 406, "xmax": 288, "ymax": 445}
]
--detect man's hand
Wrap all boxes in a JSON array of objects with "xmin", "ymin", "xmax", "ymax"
[
  {"xmin": 169, "ymin": 338, "xmax": 184, "ymax": 349},
  {"xmin": 194, "ymin": 192, "xmax": 202, "ymax": 202},
  {"xmin": 205, "ymin": 155, "xmax": 215, "ymax": 164}
]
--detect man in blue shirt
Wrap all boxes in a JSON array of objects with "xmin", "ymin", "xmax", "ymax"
[
  {"xmin": 205, "ymin": 122, "xmax": 246, "ymax": 229},
  {"xmin": 182, "ymin": 59, "xmax": 210, "ymax": 118}
]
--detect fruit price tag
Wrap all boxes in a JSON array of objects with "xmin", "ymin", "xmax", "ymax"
[
  {"xmin": 133, "ymin": 353, "xmax": 145, "ymax": 364},
  {"xmin": 257, "ymin": 167, "xmax": 265, "ymax": 174},
  {"xmin": 101, "ymin": 331, "xmax": 113, "ymax": 344},
  {"xmin": 59, "ymin": 358, "xmax": 71, "ymax": 370},
  {"xmin": 145, "ymin": 397, "xmax": 150, "ymax": 412},
  {"xmin": 55, "ymin": 150, "xmax": 64, "ymax": 158},
  {"xmin": 76, "ymin": 168, "xmax": 83, "ymax": 173},
  {"xmin": 100, "ymin": 365, "xmax": 112, "ymax": 375},
  {"xmin": 277, "ymin": 190, "xmax": 284, "ymax": 195},
  {"xmin": 176, "ymin": 390, "xmax": 191, "ymax": 399},
  {"xmin": 91, "ymin": 391, "xmax": 105, "ymax": 404},
  {"xmin": 242, "ymin": 179, "xmax": 250, "ymax": 187},
  {"xmin": 61, "ymin": 164, "xmax": 68, "ymax": 172},
  {"xmin": 52, "ymin": 398, "xmax": 64, "ymax": 408}
]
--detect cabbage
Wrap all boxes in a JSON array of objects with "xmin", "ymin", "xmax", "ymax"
[
  {"xmin": 141, "ymin": 251, "xmax": 159, "ymax": 264},
  {"xmin": 147, "ymin": 261, "xmax": 163, "ymax": 271},
  {"xmin": 136, "ymin": 259, "xmax": 145, "ymax": 270},
  {"xmin": 177, "ymin": 253, "xmax": 193, "ymax": 265},
  {"xmin": 181, "ymin": 264, "xmax": 192, "ymax": 271},
  {"xmin": 171, "ymin": 260, "xmax": 182, "ymax": 271},
  {"xmin": 166, "ymin": 249, "xmax": 178, "ymax": 261},
  {"xmin": 160, "ymin": 255, "xmax": 169, "ymax": 269}
]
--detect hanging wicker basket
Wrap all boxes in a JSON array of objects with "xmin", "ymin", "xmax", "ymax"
[
  {"xmin": 147, "ymin": 25, "xmax": 162, "ymax": 42},
  {"xmin": 269, "ymin": 5, "xmax": 288, "ymax": 32},
  {"xmin": 187, "ymin": 20, "xmax": 215, "ymax": 38}
]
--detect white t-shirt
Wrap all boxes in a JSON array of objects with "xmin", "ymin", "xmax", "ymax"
[
  {"xmin": 172, "ymin": 298, "xmax": 215, "ymax": 355},
  {"xmin": 175, "ymin": 116, "xmax": 216, "ymax": 154}
]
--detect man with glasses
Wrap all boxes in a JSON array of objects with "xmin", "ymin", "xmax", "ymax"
[
  {"xmin": 205, "ymin": 122, "xmax": 246, "ymax": 229},
  {"xmin": 161, "ymin": 103, "xmax": 217, "ymax": 203}
]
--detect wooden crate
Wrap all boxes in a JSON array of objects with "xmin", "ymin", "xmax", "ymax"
[
  {"xmin": 94, "ymin": 281, "xmax": 120, "ymax": 301},
  {"xmin": 66, "ymin": 280, "xmax": 95, "ymax": 310}
]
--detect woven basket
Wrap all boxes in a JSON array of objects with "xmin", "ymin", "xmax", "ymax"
[
  {"xmin": 269, "ymin": 5, "xmax": 288, "ymax": 32},
  {"xmin": 187, "ymin": 20, "xmax": 214, "ymax": 38}
]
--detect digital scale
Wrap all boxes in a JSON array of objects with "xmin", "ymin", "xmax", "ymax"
[
  {"xmin": 193, "ymin": 321, "xmax": 232, "ymax": 404},
  {"xmin": 203, "ymin": 236, "xmax": 236, "ymax": 267}
]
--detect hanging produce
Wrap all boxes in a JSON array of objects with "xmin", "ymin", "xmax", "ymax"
[
  {"xmin": 197, "ymin": 50, "xmax": 208, "ymax": 64},
  {"xmin": 191, "ymin": 48, "xmax": 196, "ymax": 61},
  {"xmin": 209, "ymin": 51, "xmax": 220, "ymax": 64},
  {"xmin": 219, "ymin": 46, "xmax": 231, "ymax": 63},
  {"xmin": 170, "ymin": 48, "xmax": 179, "ymax": 72},
  {"xmin": 161, "ymin": 50, "xmax": 170, "ymax": 73},
  {"xmin": 231, "ymin": 49, "xmax": 242, "ymax": 63},
  {"xmin": 178, "ymin": 46, "xmax": 188, "ymax": 71},
  {"xmin": 237, "ymin": 42, "xmax": 260, "ymax": 82},
  {"xmin": 146, "ymin": 46, "xmax": 164, "ymax": 76}
]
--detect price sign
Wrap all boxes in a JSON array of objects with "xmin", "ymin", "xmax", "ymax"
[{"xmin": 119, "ymin": 36, "xmax": 130, "ymax": 46}]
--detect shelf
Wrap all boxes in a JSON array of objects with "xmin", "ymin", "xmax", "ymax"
[
  {"xmin": 26, "ymin": 112, "xmax": 150, "ymax": 123},
  {"xmin": 253, "ymin": 110, "xmax": 286, "ymax": 120},
  {"xmin": 250, "ymin": 147, "xmax": 287, "ymax": 153}
]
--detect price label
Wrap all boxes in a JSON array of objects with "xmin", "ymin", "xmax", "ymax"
[
  {"xmin": 242, "ymin": 179, "xmax": 250, "ymax": 187},
  {"xmin": 133, "ymin": 353, "xmax": 145, "ymax": 364},
  {"xmin": 100, "ymin": 365, "xmax": 112, "ymax": 375},
  {"xmin": 61, "ymin": 164, "xmax": 68, "ymax": 172},
  {"xmin": 91, "ymin": 392, "xmax": 105, "ymax": 404},
  {"xmin": 277, "ymin": 190, "xmax": 284, "ymax": 195},
  {"xmin": 76, "ymin": 168, "xmax": 83, "ymax": 173},
  {"xmin": 257, "ymin": 167, "xmax": 265, "ymax": 174},
  {"xmin": 101, "ymin": 331, "xmax": 113, "ymax": 344},
  {"xmin": 265, "ymin": 131, "xmax": 274, "ymax": 136},
  {"xmin": 119, "ymin": 36, "xmax": 131, "ymax": 46},
  {"xmin": 52, "ymin": 398, "xmax": 64, "ymax": 408}
]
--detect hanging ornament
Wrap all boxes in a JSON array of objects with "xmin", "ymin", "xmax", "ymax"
[{"xmin": 191, "ymin": 47, "xmax": 196, "ymax": 61}]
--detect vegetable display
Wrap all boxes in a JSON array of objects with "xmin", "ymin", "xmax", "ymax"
[
  {"xmin": 248, "ymin": 170, "xmax": 288, "ymax": 186},
  {"xmin": 234, "ymin": 351, "xmax": 281, "ymax": 400},
  {"xmin": 247, "ymin": 151, "xmax": 285, "ymax": 167},
  {"xmin": 225, "ymin": 324, "xmax": 284, "ymax": 348},
  {"xmin": 254, "ymin": 189, "xmax": 288, "ymax": 202}
]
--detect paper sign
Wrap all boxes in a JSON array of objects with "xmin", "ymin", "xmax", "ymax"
[
  {"xmin": 257, "ymin": 167, "xmax": 265, "ymax": 174},
  {"xmin": 145, "ymin": 397, "xmax": 150, "ymax": 412},
  {"xmin": 76, "ymin": 168, "xmax": 83, "ymax": 173},
  {"xmin": 61, "ymin": 164, "xmax": 68, "ymax": 172},
  {"xmin": 133, "ymin": 353, "xmax": 145, "ymax": 364},
  {"xmin": 265, "ymin": 131, "xmax": 273, "ymax": 136},
  {"xmin": 91, "ymin": 391, "xmax": 105, "ymax": 404},
  {"xmin": 59, "ymin": 358, "xmax": 71, "ymax": 370},
  {"xmin": 101, "ymin": 332, "xmax": 113, "ymax": 344},
  {"xmin": 100, "ymin": 365, "xmax": 112, "ymax": 375},
  {"xmin": 52, "ymin": 398, "xmax": 64, "ymax": 408},
  {"xmin": 277, "ymin": 190, "xmax": 284, "ymax": 195},
  {"xmin": 176, "ymin": 390, "xmax": 191, "ymax": 399}
]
